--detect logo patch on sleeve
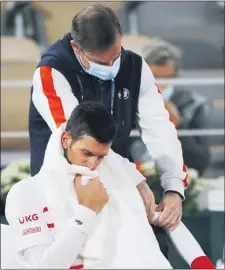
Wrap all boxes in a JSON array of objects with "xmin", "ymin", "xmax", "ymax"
[
  {"xmin": 22, "ymin": 226, "xmax": 41, "ymax": 235},
  {"xmin": 19, "ymin": 214, "xmax": 39, "ymax": 224}
]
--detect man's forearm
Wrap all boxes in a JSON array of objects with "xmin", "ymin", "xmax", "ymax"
[
  {"xmin": 23, "ymin": 206, "xmax": 97, "ymax": 269},
  {"xmin": 24, "ymin": 222, "xmax": 86, "ymax": 269}
]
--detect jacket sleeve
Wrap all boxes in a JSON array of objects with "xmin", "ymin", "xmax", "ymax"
[
  {"xmin": 32, "ymin": 66, "xmax": 79, "ymax": 132},
  {"xmin": 178, "ymin": 104, "xmax": 211, "ymax": 176},
  {"xmin": 5, "ymin": 182, "xmax": 97, "ymax": 269},
  {"xmin": 22, "ymin": 205, "xmax": 96, "ymax": 269},
  {"xmin": 136, "ymin": 58, "xmax": 188, "ymax": 199},
  {"xmin": 108, "ymin": 149, "xmax": 146, "ymax": 186}
]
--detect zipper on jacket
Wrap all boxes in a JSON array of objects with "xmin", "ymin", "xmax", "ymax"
[{"xmin": 98, "ymin": 79, "xmax": 104, "ymax": 103}]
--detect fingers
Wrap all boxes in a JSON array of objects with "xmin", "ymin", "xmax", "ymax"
[
  {"xmin": 91, "ymin": 176, "xmax": 100, "ymax": 182},
  {"xmin": 90, "ymin": 177, "xmax": 100, "ymax": 185},
  {"xmin": 170, "ymin": 213, "xmax": 182, "ymax": 231},
  {"xmin": 143, "ymin": 199, "xmax": 150, "ymax": 216},
  {"xmin": 90, "ymin": 178, "xmax": 106, "ymax": 191},
  {"xmin": 155, "ymin": 205, "xmax": 172, "ymax": 226},
  {"xmin": 155, "ymin": 203, "xmax": 163, "ymax": 212},
  {"xmin": 89, "ymin": 178, "xmax": 108, "ymax": 195},
  {"xmin": 75, "ymin": 175, "xmax": 101, "ymax": 190},
  {"xmin": 143, "ymin": 194, "xmax": 155, "ymax": 221},
  {"xmin": 74, "ymin": 174, "xmax": 82, "ymax": 190},
  {"xmin": 162, "ymin": 211, "xmax": 179, "ymax": 229},
  {"xmin": 156, "ymin": 204, "xmax": 181, "ymax": 229},
  {"xmin": 137, "ymin": 182, "xmax": 156, "ymax": 219},
  {"xmin": 147, "ymin": 197, "xmax": 156, "ymax": 221},
  {"xmin": 148, "ymin": 205, "xmax": 155, "ymax": 220}
]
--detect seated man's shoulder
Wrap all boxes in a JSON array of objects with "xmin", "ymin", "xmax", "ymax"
[
  {"xmin": 6, "ymin": 176, "xmax": 40, "ymax": 206},
  {"xmin": 173, "ymin": 88, "xmax": 208, "ymax": 106},
  {"xmin": 173, "ymin": 88, "xmax": 192, "ymax": 100}
]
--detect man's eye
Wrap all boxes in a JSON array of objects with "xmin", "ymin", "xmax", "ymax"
[
  {"xmin": 98, "ymin": 156, "xmax": 104, "ymax": 160},
  {"xmin": 84, "ymin": 151, "xmax": 93, "ymax": 157}
]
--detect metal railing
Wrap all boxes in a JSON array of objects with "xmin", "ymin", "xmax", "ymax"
[
  {"xmin": 1, "ymin": 76, "xmax": 224, "ymax": 139},
  {"xmin": 1, "ymin": 129, "xmax": 224, "ymax": 139},
  {"xmin": 131, "ymin": 129, "xmax": 224, "ymax": 137},
  {"xmin": 1, "ymin": 77, "xmax": 224, "ymax": 88}
]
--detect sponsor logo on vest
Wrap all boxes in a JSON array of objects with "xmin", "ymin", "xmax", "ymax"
[
  {"xmin": 19, "ymin": 214, "xmax": 39, "ymax": 224},
  {"xmin": 118, "ymin": 88, "xmax": 130, "ymax": 100}
]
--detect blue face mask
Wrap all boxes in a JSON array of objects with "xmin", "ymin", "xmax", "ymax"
[
  {"xmin": 161, "ymin": 85, "xmax": 174, "ymax": 101},
  {"xmin": 81, "ymin": 54, "xmax": 121, "ymax": 81}
]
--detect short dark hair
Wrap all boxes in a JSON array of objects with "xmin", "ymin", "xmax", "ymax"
[
  {"xmin": 65, "ymin": 101, "xmax": 116, "ymax": 144},
  {"xmin": 71, "ymin": 4, "xmax": 122, "ymax": 52}
]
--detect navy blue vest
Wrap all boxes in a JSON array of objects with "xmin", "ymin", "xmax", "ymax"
[{"xmin": 29, "ymin": 33, "xmax": 142, "ymax": 176}]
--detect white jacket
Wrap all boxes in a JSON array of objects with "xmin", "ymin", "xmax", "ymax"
[{"xmin": 5, "ymin": 124, "xmax": 172, "ymax": 269}]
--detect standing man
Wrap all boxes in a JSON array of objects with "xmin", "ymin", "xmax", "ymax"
[{"xmin": 29, "ymin": 4, "xmax": 187, "ymax": 257}]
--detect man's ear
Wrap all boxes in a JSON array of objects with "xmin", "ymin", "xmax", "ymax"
[
  {"xmin": 70, "ymin": 40, "xmax": 81, "ymax": 55},
  {"xmin": 61, "ymin": 131, "xmax": 72, "ymax": 149}
]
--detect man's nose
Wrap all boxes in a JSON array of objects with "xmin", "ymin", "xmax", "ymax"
[{"xmin": 87, "ymin": 157, "xmax": 98, "ymax": 171}]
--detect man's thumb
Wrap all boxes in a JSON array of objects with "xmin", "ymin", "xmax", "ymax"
[
  {"xmin": 155, "ymin": 202, "xmax": 163, "ymax": 212},
  {"xmin": 74, "ymin": 174, "xmax": 82, "ymax": 190}
]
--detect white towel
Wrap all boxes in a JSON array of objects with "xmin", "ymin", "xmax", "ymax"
[{"xmin": 40, "ymin": 124, "xmax": 172, "ymax": 269}]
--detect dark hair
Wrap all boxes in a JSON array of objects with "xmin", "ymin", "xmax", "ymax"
[
  {"xmin": 71, "ymin": 4, "xmax": 122, "ymax": 52},
  {"xmin": 65, "ymin": 101, "xmax": 116, "ymax": 144}
]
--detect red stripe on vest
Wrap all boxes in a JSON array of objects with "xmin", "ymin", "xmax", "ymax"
[{"xmin": 40, "ymin": 66, "xmax": 66, "ymax": 127}]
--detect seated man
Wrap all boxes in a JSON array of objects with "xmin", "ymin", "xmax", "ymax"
[
  {"xmin": 5, "ymin": 102, "xmax": 172, "ymax": 269},
  {"xmin": 132, "ymin": 38, "xmax": 211, "ymax": 176}
]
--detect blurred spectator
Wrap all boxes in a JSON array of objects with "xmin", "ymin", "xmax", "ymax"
[
  {"xmin": 1, "ymin": 1, "xmax": 49, "ymax": 53},
  {"xmin": 133, "ymin": 38, "xmax": 211, "ymax": 176}
]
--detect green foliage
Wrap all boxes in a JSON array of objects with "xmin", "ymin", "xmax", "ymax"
[{"xmin": 1, "ymin": 160, "xmax": 30, "ymax": 202}]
